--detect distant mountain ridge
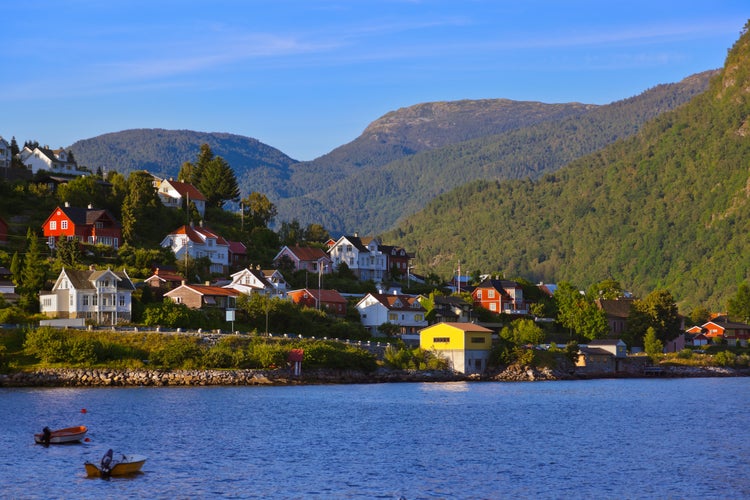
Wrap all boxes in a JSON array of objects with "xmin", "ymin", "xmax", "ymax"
[
  {"xmin": 71, "ymin": 71, "xmax": 714, "ymax": 235},
  {"xmin": 384, "ymin": 24, "xmax": 750, "ymax": 310}
]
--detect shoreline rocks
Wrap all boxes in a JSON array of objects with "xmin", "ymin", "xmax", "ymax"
[{"xmin": 0, "ymin": 364, "xmax": 746, "ymax": 388}]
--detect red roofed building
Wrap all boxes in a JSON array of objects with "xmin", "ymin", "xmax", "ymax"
[
  {"xmin": 287, "ymin": 288, "xmax": 347, "ymax": 316},
  {"xmin": 42, "ymin": 203, "xmax": 122, "ymax": 249},
  {"xmin": 355, "ymin": 292, "xmax": 427, "ymax": 336},
  {"xmin": 144, "ymin": 268, "xmax": 185, "ymax": 290},
  {"xmin": 273, "ymin": 245, "xmax": 332, "ymax": 273},
  {"xmin": 164, "ymin": 283, "xmax": 239, "ymax": 310},
  {"xmin": 160, "ymin": 224, "xmax": 229, "ymax": 274},
  {"xmin": 471, "ymin": 278, "xmax": 527, "ymax": 315},
  {"xmin": 157, "ymin": 179, "xmax": 207, "ymax": 218},
  {"xmin": 228, "ymin": 241, "xmax": 247, "ymax": 268}
]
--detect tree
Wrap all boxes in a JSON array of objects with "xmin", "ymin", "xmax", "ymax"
[
  {"xmin": 643, "ymin": 327, "xmax": 663, "ymax": 361},
  {"xmin": 378, "ymin": 322, "xmax": 401, "ymax": 339},
  {"xmin": 56, "ymin": 175, "xmax": 108, "ymax": 209},
  {"xmin": 10, "ymin": 252, "xmax": 21, "ymax": 286},
  {"xmin": 304, "ymin": 223, "xmax": 329, "ymax": 243},
  {"xmin": 278, "ymin": 220, "xmax": 303, "ymax": 246},
  {"xmin": 554, "ymin": 281, "xmax": 608, "ymax": 341},
  {"xmin": 727, "ymin": 282, "xmax": 750, "ymax": 323},
  {"xmin": 587, "ymin": 279, "xmax": 625, "ymax": 300},
  {"xmin": 55, "ymin": 236, "xmax": 81, "ymax": 268},
  {"xmin": 626, "ymin": 289, "xmax": 680, "ymax": 347},
  {"xmin": 241, "ymin": 192, "xmax": 277, "ymax": 229},
  {"xmin": 18, "ymin": 228, "xmax": 48, "ymax": 311},
  {"xmin": 200, "ymin": 156, "xmax": 240, "ymax": 208},
  {"xmin": 121, "ymin": 171, "xmax": 164, "ymax": 246},
  {"xmin": 689, "ymin": 306, "xmax": 711, "ymax": 326},
  {"xmin": 179, "ymin": 143, "xmax": 215, "ymax": 186},
  {"xmin": 500, "ymin": 318, "xmax": 545, "ymax": 346}
]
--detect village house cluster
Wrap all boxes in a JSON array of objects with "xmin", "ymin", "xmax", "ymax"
[{"xmin": 1, "ymin": 135, "xmax": 747, "ymax": 375}]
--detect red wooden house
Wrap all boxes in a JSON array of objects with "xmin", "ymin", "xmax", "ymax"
[
  {"xmin": 287, "ymin": 288, "xmax": 347, "ymax": 316},
  {"xmin": 42, "ymin": 203, "xmax": 122, "ymax": 249},
  {"xmin": 471, "ymin": 278, "xmax": 528, "ymax": 315}
]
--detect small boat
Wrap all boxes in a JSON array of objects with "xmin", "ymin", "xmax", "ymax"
[
  {"xmin": 34, "ymin": 425, "xmax": 88, "ymax": 445},
  {"xmin": 85, "ymin": 449, "xmax": 147, "ymax": 478}
]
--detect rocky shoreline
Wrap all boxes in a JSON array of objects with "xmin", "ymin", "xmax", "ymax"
[{"xmin": 0, "ymin": 364, "xmax": 746, "ymax": 388}]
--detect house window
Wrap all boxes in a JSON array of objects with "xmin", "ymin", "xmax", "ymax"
[
  {"xmin": 488, "ymin": 290, "xmax": 495, "ymax": 298},
  {"xmin": 43, "ymin": 298, "xmax": 52, "ymax": 308},
  {"xmin": 470, "ymin": 337, "xmax": 485, "ymax": 344},
  {"xmin": 415, "ymin": 314, "xmax": 423, "ymax": 321},
  {"xmin": 61, "ymin": 220, "xmax": 68, "ymax": 230},
  {"xmin": 433, "ymin": 337, "xmax": 450, "ymax": 343},
  {"xmin": 388, "ymin": 313, "xmax": 397, "ymax": 321},
  {"xmin": 477, "ymin": 290, "xmax": 482, "ymax": 299},
  {"xmin": 50, "ymin": 221, "xmax": 57, "ymax": 231},
  {"xmin": 83, "ymin": 296, "xmax": 89, "ymax": 306},
  {"xmin": 119, "ymin": 295, "xmax": 125, "ymax": 307},
  {"xmin": 490, "ymin": 303, "xmax": 497, "ymax": 311},
  {"xmin": 93, "ymin": 295, "xmax": 98, "ymax": 306}
]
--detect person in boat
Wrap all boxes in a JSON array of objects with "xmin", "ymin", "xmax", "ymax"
[
  {"xmin": 100, "ymin": 449, "xmax": 114, "ymax": 474},
  {"xmin": 41, "ymin": 427, "xmax": 51, "ymax": 445}
]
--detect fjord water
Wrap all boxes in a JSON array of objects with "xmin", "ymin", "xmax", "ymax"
[{"xmin": 2, "ymin": 378, "xmax": 748, "ymax": 499}]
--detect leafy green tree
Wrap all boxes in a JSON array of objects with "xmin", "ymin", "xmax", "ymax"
[
  {"xmin": 241, "ymin": 192, "xmax": 277, "ymax": 229},
  {"xmin": 727, "ymin": 282, "xmax": 750, "ymax": 323},
  {"xmin": 500, "ymin": 318, "xmax": 545, "ymax": 346},
  {"xmin": 627, "ymin": 289, "xmax": 680, "ymax": 347},
  {"xmin": 689, "ymin": 306, "xmax": 711, "ymax": 326},
  {"xmin": 278, "ymin": 220, "xmax": 304, "ymax": 246},
  {"xmin": 378, "ymin": 322, "xmax": 401, "ymax": 338},
  {"xmin": 10, "ymin": 252, "xmax": 21, "ymax": 286},
  {"xmin": 304, "ymin": 223, "xmax": 329, "ymax": 243},
  {"xmin": 643, "ymin": 327, "xmax": 663, "ymax": 361},
  {"xmin": 18, "ymin": 228, "xmax": 48, "ymax": 312},
  {"xmin": 56, "ymin": 175, "xmax": 108, "ymax": 209},
  {"xmin": 587, "ymin": 279, "xmax": 625, "ymax": 300}
]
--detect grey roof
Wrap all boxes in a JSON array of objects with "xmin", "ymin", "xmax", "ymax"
[{"xmin": 61, "ymin": 268, "xmax": 135, "ymax": 291}]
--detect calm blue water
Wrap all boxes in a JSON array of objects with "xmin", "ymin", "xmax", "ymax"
[{"xmin": 1, "ymin": 378, "xmax": 749, "ymax": 499}]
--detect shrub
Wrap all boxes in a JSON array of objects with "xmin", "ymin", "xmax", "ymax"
[
  {"xmin": 677, "ymin": 348, "xmax": 693, "ymax": 359},
  {"xmin": 714, "ymin": 350, "xmax": 737, "ymax": 367},
  {"xmin": 23, "ymin": 327, "xmax": 68, "ymax": 363},
  {"xmin": 150, "ymin": 336, "xmax": 204, "ymax": 369}
]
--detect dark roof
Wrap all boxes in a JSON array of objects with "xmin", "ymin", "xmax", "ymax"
[
  {"xmin": 59, "ymin": 205, "xmax": 120, "ymax": 227},
  {"xmin": 595, "ymin": 298, "xmax": 635, "ymax": 319},
  {"xmin": 61, "ymin": 268, "xmax": 134, "ymax": 291}
]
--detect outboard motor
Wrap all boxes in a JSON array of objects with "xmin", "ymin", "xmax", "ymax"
[
  {"xmin": 100, "ymin": 449, "xmax": 114, "ymax": 476},
  {"xmin": 41, "ymin": 427, "xmax": 51, "ymax": 445}
]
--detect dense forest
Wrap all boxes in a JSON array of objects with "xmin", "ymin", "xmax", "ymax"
[{"xmin": 385, "ymin": 23, "xmax": 750, "ymax": 312}]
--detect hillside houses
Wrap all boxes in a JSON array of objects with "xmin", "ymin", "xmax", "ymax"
[
  {"xmin": 157, "ymin": 178, "xmax": 207, "ymax": 218},
  {"xmin": 161, "ymin": 224, "xmax": 230, "ymax": 274}
]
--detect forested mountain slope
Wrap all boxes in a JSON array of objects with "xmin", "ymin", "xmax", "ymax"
[
  {"xmin": 277, "ymin": 71, "xmax": 714, "ymax": 234},
  {"xmin": 70, "ymin": 129, "xmax": 298, "ymax": 201},
  {"xmin": 384, "ymin": 24, "xmax": 750, "ymax": 311}
]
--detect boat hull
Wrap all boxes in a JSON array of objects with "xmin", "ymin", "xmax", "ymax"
[
  {"xmin": 85, "ymin": 455, "xmax": 147, "ymax": 477},
  {"xmin": 34, "ymin": 426, "xmax": 87, "ymax": 444}
]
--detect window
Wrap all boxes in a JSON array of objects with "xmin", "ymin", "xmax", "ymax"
[
  {"xmin": 119, "ymin": 295, "xmax": 125, "ymax": 307},
  {"xmin": 388, "ymin": 313, "xmax": 398, "ymax": 321},
  {"xmin": 488, "ymin": 290, "xmax": 495, "ymax": 298},
  {"xmin": 477, "ymin": 290, "xmax": 482, "ymax": 299},
  {"xmin": 470, "ymin": 336, "xmax": 485, "ymax": 344},
  {"xmin": 93, "ymin": 295, "xmax": 98, "ymax": 306},
  {"xmin": 414, "ymin": 314, "xmax": 423, "ymax": 321},
  {"xmin": 50, "ymin": 221, "xmax": 57, "ymax": 231},
  {"xmin": 83, "ymin": 296, "xmax": 89, "ymax": 306},
  {"xmin": 61, "ymin": 220, "xmax": 68, "ymax": 230},
  {"xmin": 489, "ymin": 303, "xmax": 497, "ymax": 311},
  {"xmin": 433, "ymin": 337, "xmax": 450, "ymax": 343}
]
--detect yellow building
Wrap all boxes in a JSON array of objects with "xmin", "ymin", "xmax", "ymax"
[{"xmin": 420, "ymin": 322, "xmax": 494, "ymax": 374}]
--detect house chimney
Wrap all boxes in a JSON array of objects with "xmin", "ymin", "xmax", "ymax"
[
  {"xmin": 64, "ymin": 201, "xmax": 70, "ymax": 207},
  {"xmin": 87, "ymin": 203, "xmax": 93, "ymax": 209}
]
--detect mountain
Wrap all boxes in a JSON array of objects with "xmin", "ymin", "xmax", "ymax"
[
  {"xmin": 70, "ymin": 71, "xmax": 712, "ymax": 235},
  {"xmin": 70, "ymin": 129, "xmax": 297, "ymax": 200},
  {"xmin": 384, "ymin": 23, "xmax": 750, "ymax": 311},
  {"xmin": 279, "ymin": 71, "xmax": 714, "ymax": 234}
]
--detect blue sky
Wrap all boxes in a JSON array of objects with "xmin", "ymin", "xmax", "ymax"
[{"xmin": 2, "ymin": 1, "xmax": 747, "ymax": 161}]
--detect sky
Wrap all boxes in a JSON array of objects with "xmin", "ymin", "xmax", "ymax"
[{"xmin": 1, "ymin": 1, "xmax": 747, "ymax": 161}]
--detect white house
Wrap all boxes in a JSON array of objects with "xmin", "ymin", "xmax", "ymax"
[
  {"xmin": 223, "ymin": 267, "xmax": 286, "ymax": 298},
  {"xmin": 40, "ymin": 267, "xmax": 135, "ymax": 324},
  {"xmin": 355, "ymin": 292, "xmax": 428, "ymax": 337},
  {"xmin": 19, "ymin": 146, "xmax": 87, "ymax": 176},
  {"xmin": 156, "ymin": 178, "xmax": 207, "ymax": 218},
  {"xmin": 160, "ymin": 224, "xmax": 229, "ymax": 274},
  {"xmin": 0, "ymin": 136, "xmax": 11, "ymax": 169},
  {"xmin": 327, "ymin": 235, "xmax": 387, "ymax": 283}
]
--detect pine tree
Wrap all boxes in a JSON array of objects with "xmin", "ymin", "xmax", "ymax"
[
  {"xmin": 19, "ymin": 228, "xmax": 48, "ymax": 312},
  {"xmin": 198, "ymin": 156, "xmax": 239, "ymax": 208}
]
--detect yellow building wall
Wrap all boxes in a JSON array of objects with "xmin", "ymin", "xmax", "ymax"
[{"xmin": 420, "ymin": 324, "xmax": 466, "ymax": 350}]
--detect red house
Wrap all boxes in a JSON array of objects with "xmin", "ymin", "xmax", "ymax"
[
  {"xmin": 42, "ymin": 203, "xmax": 122, "ymax": 249},
  {"xmin": 0, "ymin": 216, "xmax": 8, "ymax": 245},
  {"xmin": 471, "ymin": 278, "xmax": 527, "ymax": 315},
  {"xmin": 287, "ymin": 288, "xmax": 347, "ymax": 316}
]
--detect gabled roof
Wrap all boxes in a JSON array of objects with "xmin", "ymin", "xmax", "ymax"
[
  {"xmin": 363, "ymin": 293, "xmax": 425, "ymax": 312},
  {"xmin": 56, "ymin": 205, "xmax": 120, "ymax": 227},
  {"xmin": 58, "ymin": 268, "xmax": 134, "ymax": 291},
  {"xmin": 166, "ymin": 284, "xmax": 239, "ymax": 297},
  {"xmin": 162, "ymin": 180, "xmax": 206, "ymax": 201},
  {"xmin": 228, "ymin": 241, "xmax": 247, "ymax": 255},
  {"xmin": 290, "ymin": 288, "xmax": 347, "ymax": 303},
  {"xmin": 170, "ymin": 225, "xmax": 229, "ymax": 246},
  {"xmin": 474, "ymin": 278, "xmax": 517, "ymax": 296},
  {"xmin": 595, "ymin": 298, "xmax": 635, "ymax": 319},
  {"xmin": 145, "ymin": 268, "xmax": 184, "ymax": 284},
  {"xmin": 422, "ymin": 322, "xmax": 492, "ymax": 333},
  {"xmin": 279, "ymin": 245, "xmax": 329, "ymax": 262}
]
